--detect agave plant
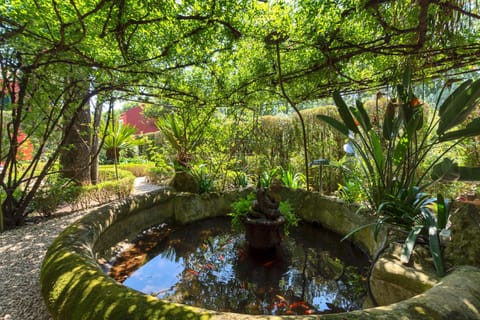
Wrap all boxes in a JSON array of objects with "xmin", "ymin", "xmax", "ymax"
[
  {"xmin": 189, "ymin": 163, "xmax": 215, "ymax": 193},
  {"xmin": 156, "ymin": 111, "xmax": 212, "ymax": 170},
  {"xmin": 258, "ymin": 167, "xmax": 280, "ymax": 188},
  {"xmin": 318, "ymin": 69, "xmax": 480, "ymax": 276}
]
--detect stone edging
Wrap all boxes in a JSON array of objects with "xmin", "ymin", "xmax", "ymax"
[{"xmin": 40, "ymin": 189, "xmax": 480, "ymax": 319}]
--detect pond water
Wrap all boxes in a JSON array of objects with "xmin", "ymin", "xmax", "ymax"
[{"xmin": 108, "ymin": 217, "xmax": 370, "ymax": 316}]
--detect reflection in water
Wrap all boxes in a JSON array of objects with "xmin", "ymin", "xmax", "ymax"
[{"xmin": 109, "ymin": 217, "xmax": 369, "ymax": 315}]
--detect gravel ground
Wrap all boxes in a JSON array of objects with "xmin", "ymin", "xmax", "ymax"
[{"xmin": 0, "ymin": 177, "xmax": 161, "ymax": 320}]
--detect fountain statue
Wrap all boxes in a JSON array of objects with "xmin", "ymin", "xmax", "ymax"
[{"xmin": 244, "ymin": 179, "xmax": 286, "ymax": 252}]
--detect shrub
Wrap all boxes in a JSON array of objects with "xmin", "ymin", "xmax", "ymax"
[
  {"xmin": 31, "ymin": 168, "xmax": 136, "ymax": 215},
  {"xmin": 72, "ymin": 168, "xmax": 135, "ymax": 211},
  {"xmin": 230, "ymin": 171, "xmax": 251, "ymax": 188},
  {"xmin": 145, "ymin": 159, "xmax": 174, "ymax": 185},
  {"xmin": 101, "ymin": 163, "xmax": 156, "ymax": 177},
  {"xmin": 190, "ymin": 164, "xmax": 215, "ymax": 193},
  {"xmin": 31, "ymin": 175, "xmax": 81, "ymax": 216}
]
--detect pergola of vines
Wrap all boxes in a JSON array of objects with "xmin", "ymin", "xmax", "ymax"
[
  {"xmin": 2, "ymin": 0, "xmax": 479, "ymax": 101},
  {"xmin": 0, "ymin": 0, "xmax": 479, "ymax": 229}
]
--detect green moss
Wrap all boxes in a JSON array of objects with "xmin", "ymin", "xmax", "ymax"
[
  {"xmin": 40, "ymin": 190, "xmax": 480, "ymax": 320},
  {"xmin": 41, "ymin": 242, "xmax": 210, "ymax": 320}
]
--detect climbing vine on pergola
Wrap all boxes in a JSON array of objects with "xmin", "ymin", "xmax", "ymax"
[{"xmin": 0, "ymin": 0, "xmax": 479, "ymax": 230}]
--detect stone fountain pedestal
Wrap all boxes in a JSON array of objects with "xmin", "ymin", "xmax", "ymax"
[{"xmin": 244, "ymin": 215, "xmax": 285, "ymax": 251}]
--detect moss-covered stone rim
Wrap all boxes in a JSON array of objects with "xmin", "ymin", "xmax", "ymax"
[{"xmin": 40, "ymin": 188, "xmax": 480, "ymax": 320}]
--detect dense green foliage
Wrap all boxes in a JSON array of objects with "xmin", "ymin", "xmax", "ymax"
[
  {"xmin": 100, "ymin": 121, "xmax": 142, "ymax": 164},
  {"xmin": 1, "ymin": 0, "xmax": 479, "ymax": 231},
  {"xmin": 228, "ymin": 191, "xmax": 298, "ymax": 235},
  {"xmin": 31, "ymin": 167, "xmax": 135, "ymax": 215},
  {"xmin": 319, "ymin": 69, "xmax": 480, "ymax": 275}
]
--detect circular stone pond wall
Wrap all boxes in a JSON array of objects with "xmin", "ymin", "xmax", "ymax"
[{"xmin": 41, "ymin": 188, "xmax": 480, "ymax": 320}]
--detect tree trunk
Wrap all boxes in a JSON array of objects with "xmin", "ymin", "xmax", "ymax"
[
  {"xmin": 106, "ymin": 147, "xmax": 120, "ymax": 164},
  {"xmin": 60, "ymin": 106, "xmax": 92, "ymax": 185},
  {"xmin": 90, "ymin": 99, "xmax": 103, "ymax": 184}
]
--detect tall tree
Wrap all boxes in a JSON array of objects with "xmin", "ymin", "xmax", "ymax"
[{"xmin": 0, "ymin": 0, "xmax": 248, "ymax": 229}]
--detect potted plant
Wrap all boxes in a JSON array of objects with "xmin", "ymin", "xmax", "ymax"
[{"xmin": 229, "ymin": 179, "xmax": 298, "ymax": 253}]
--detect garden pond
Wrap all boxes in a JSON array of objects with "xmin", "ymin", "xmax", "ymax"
[{"xmin": 106, "ymin": 217, "xmax": 370, "ymax": 316}]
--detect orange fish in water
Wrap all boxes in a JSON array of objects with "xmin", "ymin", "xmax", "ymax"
[
  {"xmin": 187, "ymin": 269, "xmax": 199, "ymax": 276},
  {"xmin": 289, "ymin": 301, "xmax": 311, "ymax": 314},
  {"xmin": 263, "ymin": 260, "xmax": 274, "ymax": 267},
  {"xmin": 237, "ymin": 248, "xmax": 247, "ymax": 261},
  {"xmin": 203, "ymin": 263, "xmax": 216, "ymax": 270},
  {"xmin": 290, "ymin": 301, "xmax": 309, "ymax": 309}
]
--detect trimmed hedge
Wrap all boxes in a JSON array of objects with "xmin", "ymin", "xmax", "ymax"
[
  {"xmin": 101, "ymin": 163, "xmax": 156, "ymax": 177},
  {"xmin": 70, "ymin": 168, "xmax": 135, "ymax": 211},
  {"xmin": 31, "ymin": 168, "xmax": 136, "ymax": 215}
]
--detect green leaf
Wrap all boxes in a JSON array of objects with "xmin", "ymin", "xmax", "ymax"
[
  {"xmin": 421, "ymin": 207, "xmax": 445, "ymax": 276},
  {"xmin": 402, "ymin": 66, "xmax": 412, "ymax": 92},
  {"xmin": 340, "ymin": 222, "xmax": 379, "ymax": 242},
  {"xmin": 438, "ymin": 118, "xmax": 480, "ymax": 142},
  {"xmin": 370, "ymin": 130, "xmax": 384, "ymax": 173},
  {"xmin": 393, "ymin": 135, "xmax": 408, "ymax": 166},
  {"xmin": 382, "ymin": 102, "xmax": 396, "ymax": 140},
  {"xmin": 436, "ymin": 194, "xmax": 449, "ymax": 230},
  {"xmin": 430, "ymin": 158, "xmax": 460, "ymax": 181},
  {"xmin": 333, "ymin": 91, "xmax": 360, "ymax": 134},
  {"xmin": 438, "ymin": 79, "xmax": 473, "ymax": 117},
  {"xmin": 316, "ymin": 114, "xmax": 350, "ymax": 136},
  {"xmin": 429, "ymin": 231, "xmax": 444, "ymax": 276},
  {"xmin": 400, "ymin": 225, "xmax": 423, "ymax": 264},
  {"xmin": 437, "ymin": 79, "xmax": 480, "ymax": 135},
  {"xmin": 354, "ymin": 100, "xmax": 372, "ymax": 132}
]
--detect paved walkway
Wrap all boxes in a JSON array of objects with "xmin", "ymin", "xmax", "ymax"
[{"xmin": 132, "ymin": 176, "xmax": 164, "ymax": 195}]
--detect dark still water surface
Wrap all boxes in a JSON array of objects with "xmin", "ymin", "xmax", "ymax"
[{"xmin": 109, "ymin": 217, "xmax": 370, "ymax": 316}]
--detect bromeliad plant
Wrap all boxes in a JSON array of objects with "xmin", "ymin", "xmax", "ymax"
[
  {"xmin": 279, "ymin": 166, "xmax": 306, "ymax": 189},
  {"xmin": 377, "ymin": 187, "xmax": 451, "ymax": 276},
  {"xmin": 317, "ymin": 69, "xmax": 480, "ymax": 276}
]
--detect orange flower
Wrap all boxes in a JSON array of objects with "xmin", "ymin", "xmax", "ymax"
[
  {"xmin": 410, "ymin": 97, "xmax": 421, "ymax": 107},
  {"xmin": 354, "ymin": 119, "xmax": 360, "ymax": 126}
]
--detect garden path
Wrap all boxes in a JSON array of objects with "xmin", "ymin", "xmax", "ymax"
[
  {"xmin": 132, "ymin": 176, "xmax": 163, "ymax": 195},
  {"xmin": 0, "ymin": 177, "xmax": 163, "ymax": 320}
]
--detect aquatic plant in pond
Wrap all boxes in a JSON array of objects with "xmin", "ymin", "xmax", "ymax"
[{"xmin": 108, "ymin": 217, "xmax": 369, "ymax": 316}]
